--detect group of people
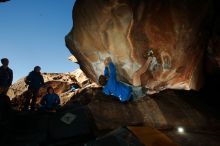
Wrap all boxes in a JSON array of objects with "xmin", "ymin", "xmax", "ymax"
[
  {"xmin": 24, "ymin": 66, "xmax": 60, "ymax": 111},
  {"xmin": 0, "ymin": 58, "xmax": 60, "ymax": 115},
  {"xmin": 1, "ymin": 48, "xmax": 154, "ymax": 119}
]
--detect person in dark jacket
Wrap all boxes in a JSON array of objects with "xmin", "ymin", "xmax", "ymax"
[
  {"xmin": 40, "ymin": 87, "xmax": 60, "ymax": 112},
  {"xmin": 24, "ymin": 66, "xmax": 44, "ymax": 111},
  {"xmin": 0, "ymin": 86, "xmax": 11, "ymax": 122},
  {"xmin": 0, "ymin": 58, "xmax": 13, "ymax": 94},
  {"xmin": 99, "ymin": 57, "xmax": 146, "ymax": 102}
]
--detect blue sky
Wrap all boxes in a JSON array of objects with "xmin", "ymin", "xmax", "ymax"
[{"xmin": 0, "ymin": 0, "xmax": 78, "ymax": 82}]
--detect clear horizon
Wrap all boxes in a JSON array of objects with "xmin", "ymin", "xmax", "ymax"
[{"xmin": 0, "ymin": 0, "xmax": 78, "ymax": 83}]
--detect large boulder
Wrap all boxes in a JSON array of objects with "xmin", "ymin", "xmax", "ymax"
[{"xmin": 66, "ymin": 0, "xmax": 214, "ymax": 92}]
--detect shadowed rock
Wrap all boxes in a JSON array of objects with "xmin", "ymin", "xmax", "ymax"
[{"xmin": 67, "ymin": 88, "xmax": 220, "ymax": 131}]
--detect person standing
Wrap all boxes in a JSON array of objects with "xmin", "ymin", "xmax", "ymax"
[
  {"xmin": 0, "ymin": 58, "xmax": 13, "ymax": 94},
  {"xmin": 0, "ymin": 86, "xmax": 11, "ymax": 122},
  {"xmin": 24, "ymin": 66, "xmax": 44, "ymax": 111}
]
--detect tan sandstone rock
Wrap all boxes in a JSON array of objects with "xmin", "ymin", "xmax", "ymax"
[
  {"xmin": 8, "ymin": 69, "xmax": 96, "ymax": 107},
  {"xmin": 66, "ymin": 0, "xmax": 214, "ymax": 92}
]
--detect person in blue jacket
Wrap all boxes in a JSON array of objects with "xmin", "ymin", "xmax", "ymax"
[
  {"xmin": 99, "ymin": 57, "xmax": 146, "ymax": 102},
  {"xmin": 24, "ymin": 66, "xmax": 44, "ymax": 111},
  {"xmin": 40, "ymin": 86, "xmax": 60, "ymax": 112}
]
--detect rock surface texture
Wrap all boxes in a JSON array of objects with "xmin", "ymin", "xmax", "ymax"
[
  {"xmin": 69, "ymin": 88, "xmax": 220, "ymax": 131},
  {"xmin": 66, "ymin": 0, "xmax": 214, "ymax": 92}
]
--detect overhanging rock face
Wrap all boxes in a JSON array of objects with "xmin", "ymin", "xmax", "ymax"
[{"xmin": 65, "ymin": 0, "xmax": 213, "ymax": 92}]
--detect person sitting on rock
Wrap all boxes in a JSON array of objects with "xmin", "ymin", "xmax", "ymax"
[
  {"xmin": 70, "ymin": 82, "xmax": 80, "ymax": 92},
  {"xmin": 40, "ymin": 87, "xmax": 60, "ymax": 112},
  {"xmin": 99, "ymin": 57, "xmax": 146, "ymax": 103},
  {"xmin": 0, "ymin": 58, "xmax": 13, "ymax": 94}
]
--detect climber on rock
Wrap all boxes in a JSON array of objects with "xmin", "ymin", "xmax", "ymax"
[
  {"xmin": 0, "ymin": 58, "xmax": 13, "ymax": 94},
  {"xmin": 40, "ymin": 86, "xmax": 60, "ymax": 112},
  {"xmin": 24, "ymin": 66, "xmax": 44, "ymax": 111},
  {"xmin": 99, "ymin": 57, "xmax": 146, "ymax": 103}
]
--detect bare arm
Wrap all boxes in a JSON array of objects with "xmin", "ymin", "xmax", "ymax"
[{"xmin": 104, "ymin": 57, "xmax": 111, "ymax": 67}]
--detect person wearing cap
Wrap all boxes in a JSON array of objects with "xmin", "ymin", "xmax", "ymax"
[
  {"xmin": 0, "ymin": 58, "xmax": 13, "ymax": 94},
  {"xmin": 24, "ymin": 66, "xmax": 44, "ymax": 111}
]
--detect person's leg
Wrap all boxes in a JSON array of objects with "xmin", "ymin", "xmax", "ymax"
[
  {"xmin": 120, "ymin": 82, "xmax": 146, "ymax": 101},
  {"xmin": 131, "ymin": 86, "xmax": 147, "ymax": 101},
  {"xmin": 30, "ymin": 89, "xmax": 39, "ymax": 111},
  {"xmin": 132, "ymin": 57, "xmax": 152, "ymax": 86},
  {"xmin": 39, "ymin": 105, "xmax": 46, "ymax": 111},
  {"xmin": 23, "ymin": 98, "xmax": 30, "ymax": 111},
  {"xmin": 0, "ymin": 95, "xmax": 11, "ymax": 121},
  {"xmin": 3, "ymin": 95, "xmax": 11, "ymax": 120},
  {"xmin": 23, "ymin": 89, "xmax": 32, "ymax": 111}
]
